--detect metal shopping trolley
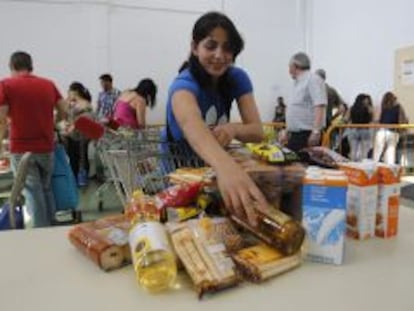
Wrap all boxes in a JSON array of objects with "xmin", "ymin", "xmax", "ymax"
[
  {"xmin": 95, "ymin": 128, "xmax": 129, "ymax": 210},
  {"xmin": 98, "ymin": 125, "xmax": 204, "ymax": 206}
]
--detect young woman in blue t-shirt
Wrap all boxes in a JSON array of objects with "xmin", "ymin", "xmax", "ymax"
[{"xmin": 165, "ymin": 11, "xmax": 269, "ymax": 226}]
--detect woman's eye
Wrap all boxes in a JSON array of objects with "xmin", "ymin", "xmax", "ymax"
[{"xmin": 205, "ymin": 41, "xmax": 217, "ymax": 50}]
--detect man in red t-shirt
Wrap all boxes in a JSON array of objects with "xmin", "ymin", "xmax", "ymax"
[{"xmin": 0, "ymin": 51, "xmax": 67, "ymax": 227}]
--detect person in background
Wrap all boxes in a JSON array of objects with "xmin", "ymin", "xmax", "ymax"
[
  {"xmin": 63, "ymin": 82, "xmax": 93, "ymax": 186},
  {"xmin": 0, "ymin": 51, "xmax": 67, "ymax": 227},
  {"xmin": 96, "ymin": 73, "xmax": 120, "ymax": 123},
  {"xmin": 280, "ymin": 52, "xmax": 327, "ymax": 152},
  {"xmin": 347, "ymin": 93, "xmax": 374, "ymax": 161},
  {"xmin": 315, "ymin": 68, "xmax": 346, "ymax": 128},
  {"xmin": 273, "ymin": 96, "xmax": 286, "ymax": 123},
  {"xmin": 373, "ymin": 91, "xmax": 408, "ymax": 164},
  {"xmin": 112, "ymin": 79, "xmax": 157, "ymax": 129},
  {"xmin": 164, "ymin": 11, "xmax": 269, "ymax": 226}
]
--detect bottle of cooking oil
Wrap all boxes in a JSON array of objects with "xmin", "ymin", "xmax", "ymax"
[{"xmin": 128, "ymin": 195, "xmax": 177, "ymax": 292}]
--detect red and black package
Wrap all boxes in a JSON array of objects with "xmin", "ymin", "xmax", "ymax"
[{"xmin": 155, "ymin": 182, "xmax": 202, "ymax": 210}]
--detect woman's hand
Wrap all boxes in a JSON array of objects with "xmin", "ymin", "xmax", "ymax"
[
  {"xmin": 216, "ymin": 159, "xmax": 270, "ymax": 226},
  {"xmin": 212, "ymin": 124, "xmax": 237, "ymax": 147}
]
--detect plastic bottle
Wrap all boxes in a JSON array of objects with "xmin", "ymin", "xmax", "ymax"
[{"xmin": 128, "ymin": 196, "xmax": 177, "ymax": 292}]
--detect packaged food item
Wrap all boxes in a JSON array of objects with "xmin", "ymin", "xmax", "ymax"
[
  {"xmin": 302, "ymin": 167, "xmax": 348, "ymax": 264},
  {"xmin": 166, "ymin": 206, "xmax": 201, "ymax": 222},
  {"xmin": 231, "ymin": 206, "xmax": 305, "ymax": 256},
  {"xmin": 299, "ymin": 146, "xmax": 349, "ymax": 168},
  {"xmin": 232, "ymin": 243, "xmax": 301, "ymax": 283},
  {"xmin": 154, "ymin": 182, "xmax": 202, "ymax": 210},
  {"xmin": 246, "ymin": 142, "xmax": 299, "ymax": 164},
  {"xmin": 128, "ymin": 203, "xmax": 177, "ymax": 292},
  {"xmin": 168, "ymin": 167, "xmax": 214, "ymax": 184},
  {"xmin": 196, "ymin": 187, "xmax": 227, "ymax": 217},
  {"xmin": 375, "ymin": 163, "xmax": 402, "ymax": 238},
  {"xmin": 168, "ymin": 217, "xmax": 241, "ymax": 298},
  {"xmin": 339, "ymin": 162, "xmax": 378, "ymax": 240},
  {"xmin": 68, "ymin": 214, "xmax": 131, "ymax": 271}
]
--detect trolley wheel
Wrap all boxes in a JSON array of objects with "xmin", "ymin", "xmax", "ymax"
[{"xmin": 72, "ymin": 210, "xmax": 82, "ymax": 223}]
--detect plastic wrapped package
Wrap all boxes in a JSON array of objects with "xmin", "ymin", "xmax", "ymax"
[
  {"xmin": 168, "ymin": 217, "xmax": 242, "ymax": 298},
  {"xmin": 68, "ymin": 215, "xmax": 131, "ymax": 271},
  {"xmin": 299, "ymin": 146, "xmax": 349, "ymax": 169},
  {"xmin": 232, "ymin": 243, "xmax": 301, "ymax": 283}
]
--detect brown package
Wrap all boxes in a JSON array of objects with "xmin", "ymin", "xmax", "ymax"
[
  {"xmin": 68, "ymin": 214, "xmax": 131, "ymax": 271},
  {"xmin": 232, "ymin": 243, "xmax": 301, "ymax": 283}
]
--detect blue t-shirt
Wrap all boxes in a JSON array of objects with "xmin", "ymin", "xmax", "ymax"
[{"xmin": 164, "ymin": 66, "xmax": 253, "ymax": 141}]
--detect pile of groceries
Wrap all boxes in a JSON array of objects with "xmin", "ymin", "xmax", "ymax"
[{"xmin": 67, "ymin": 142, "xmax": 403, "ymax": 299}]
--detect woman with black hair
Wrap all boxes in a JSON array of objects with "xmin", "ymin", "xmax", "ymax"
[
  {"xmin": 63, "ymin": 81, "xmax": 93, "ymax": 186},
  {"xmin": 373, "ymin": 91, "xmax": 408, "ymax": 164},
  {"xmin": 347, "ymin": 93, "xmax": 374, "ymax": 161},
  {"xmin": 163, "ymin": 11, "xmax": 269, "ymax": 226},
  {"xmin": 113, "ymin": 78, "xmax": 157, "ymax": 129}
]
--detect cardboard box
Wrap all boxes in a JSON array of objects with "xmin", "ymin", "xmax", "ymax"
[
  {"xmin": 302, "ymin": 167, "xmax": 348, "ymax": 265},
  {"xmin": 375, "ymin": 163, "xmax": 402, "ymax": 238},
  {"xmin": 339, "ymin": 162, "xmax": 378, "ymax": 240}
]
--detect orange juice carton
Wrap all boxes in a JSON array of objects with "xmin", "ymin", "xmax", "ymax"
[
  {"xmin": 375, "ymin": 163, "xmax": 402, "ymax": 238},
  {"xmin": 302, "ymin": 167, "xmax": 348, "ymax": 265},
  {"xmin": 338, "ymin": 162, "xmax": 378, "ymax": 240}
]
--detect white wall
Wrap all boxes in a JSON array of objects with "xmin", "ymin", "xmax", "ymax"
[
  {"xmin": 224, "ymin": 0, "xmax": 307, "ymax": 121},
  {"xmin": 0, "ymin": 0, "xmax": 305, "ymax": 123},
  {"xmin": 311, "ymin": 0, "xmax": 414, "ymax": 109}
]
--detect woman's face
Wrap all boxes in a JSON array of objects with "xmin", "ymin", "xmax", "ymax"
[
  {"xmin": 67, "ymin": 90, "xmax": 77, "ymax": 102},
  {"xmin": 191, "ymin": 26, "xmax": 234, "ymax": 80}
]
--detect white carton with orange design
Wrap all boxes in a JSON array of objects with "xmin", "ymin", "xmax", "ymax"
[
  {"xmin": 375, "ymin": 163, "xmax": 401, "ymax": 238},
  {"xmin": 338, "ymin": 162, "xmax": 378, "ymax": 240}
]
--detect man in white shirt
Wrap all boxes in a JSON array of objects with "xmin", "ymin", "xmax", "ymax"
[{"xmin": 280, "ymin": 52, "xmax": 327, "ymax": 152}]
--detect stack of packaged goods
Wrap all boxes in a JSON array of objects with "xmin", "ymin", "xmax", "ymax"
[
  {"xmin": 67, "ymin": 143, "xmax": 309, "ymax": 298},
  {"xmin": 302, "ymin": 167, "xmax": 348, "ymax": 265}
]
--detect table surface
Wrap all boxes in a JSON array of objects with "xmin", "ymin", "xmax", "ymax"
[{"xmin": 0, "ymin": 207, "xmax": 413, "ymax": 311}]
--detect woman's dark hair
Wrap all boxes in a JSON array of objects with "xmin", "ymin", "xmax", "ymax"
[
  {"xmin": 381, "ymin": 91, "xmax": 397, "ymax": 110},
  {"xmin": 133, "ymin": 78, "xmax": 157, "ymax": 109},
  {"xmin": 179, "ymin": 12, "xmax": 245, "ymax": 114},
  {"xmin": 192, "ymin": 11, "xmax": 244, "ymax": 59},
  {"xmin": 350, "ymin": 93, "xmax": 373, "ymax": 124},
  {"xmin": 69, "ymin": 81, "xmax": 92, "ymax": 102}
]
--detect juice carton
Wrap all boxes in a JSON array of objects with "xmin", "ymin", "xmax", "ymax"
[
  {"xmin": 338, "ymin": 162, "xmax": 378, "ymax": 240},
  {"xmin": 302, "ymin": 167, "xmax": 348, "ymax": 265},
  {"xmin": 375, "ymin": 163, "xmax": 402, "ymax": 238}
]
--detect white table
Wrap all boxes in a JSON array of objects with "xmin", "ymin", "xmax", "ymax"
[{"xmin": 0, "ymin": 208, "xmax": 413, "ymax": 311}]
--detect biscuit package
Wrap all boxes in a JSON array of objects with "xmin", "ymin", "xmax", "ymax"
[
  {"xmin": 168, "ymin": 217, "xmax": 242, "ymax": 298},
  {"xmin": 232, "ymin": 243, "xmax": 301, "ymax": 283},
  {"xmin": 68, "ymin": 214, "xmax": 131, "ymax": 271}
]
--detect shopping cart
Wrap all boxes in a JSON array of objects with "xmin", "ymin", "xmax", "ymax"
[
  {"xmin": 94, "ymin": 128, "xmax": 129, "ymax": 210},
  {"xmin": 98, "ymin": 125, "xmax": 204, "ymax": 206}
]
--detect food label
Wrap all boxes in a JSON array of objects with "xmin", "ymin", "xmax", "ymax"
[{"xmin": 129, "ymin": 222, "xmax": 171, "ymax": 265}]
